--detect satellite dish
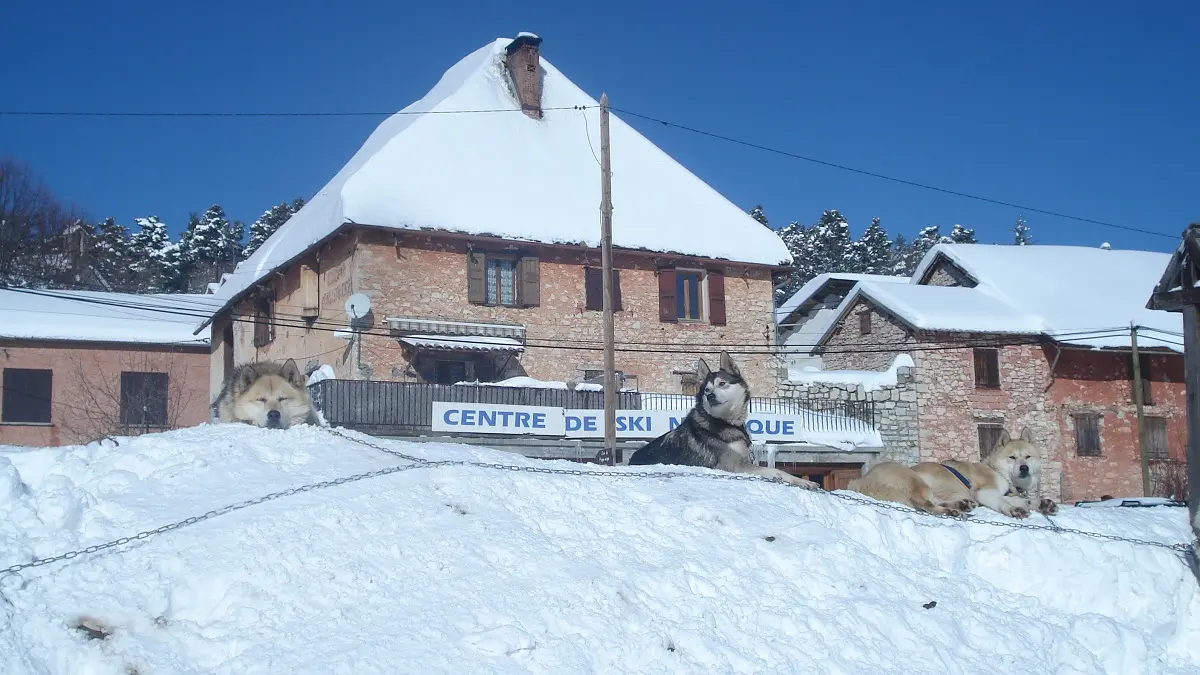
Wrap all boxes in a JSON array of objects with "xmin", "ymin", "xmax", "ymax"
[{"xmin": 344, "ymin": 293, "xmax": 373, "ymax": 320}]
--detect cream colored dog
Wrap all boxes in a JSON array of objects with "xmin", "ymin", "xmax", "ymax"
[{"xmin": 847, "ymin": 427, "xmax": 1057, "ymax": 519}]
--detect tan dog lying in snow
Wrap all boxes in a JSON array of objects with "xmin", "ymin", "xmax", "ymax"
[{"xmin": 847, "ymin": 427, "xmax": 1058, "ymax": 519}]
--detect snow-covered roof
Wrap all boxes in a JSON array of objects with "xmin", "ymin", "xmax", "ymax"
[
  {"xmin": 775, "ymin": 272, "xmax": 907, "ymax": 325},
  {"xmin": 849, "ymin": 281, "xmax": 1047, "ymax": 334},
  {"xmin": 199, "ymin": 36, "xmax": 791, "ymax": 331},
  {"xmin": 910, "ymin": 243, "xmax": 1181, "ymax": 350},
  {"xmin": 0, "ymin": 289, "xmax": 213, "ymax": 346}
]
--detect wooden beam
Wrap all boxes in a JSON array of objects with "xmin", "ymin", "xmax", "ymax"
[
  {"xmin": 1149, "ymin": 288, "xmax": 1200, "ymax": 312},
  {"xmin": 599, "ymin": 92, "xmax": 617, "ymax": 467},
  {"xmin": 1183, "ymin": 304, "xmax": 1200, "ymax": 558}
]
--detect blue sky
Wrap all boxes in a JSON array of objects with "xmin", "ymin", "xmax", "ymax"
[{"xmin": 2, "ymin": 0, "xmax": 1195, "ymax": 252}]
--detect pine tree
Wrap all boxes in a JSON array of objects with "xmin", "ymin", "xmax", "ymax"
[
  {"xmin": 949, "ymin": 223, "xmax": 977, "ymax": 244},
  {"xmin": 849, "ymin": 217, "xmax": 894, "ymax": 274},
  {"xmin": 92, "ymin": 217, "xmax": 133, "ymax": 289},
  {"xmin": 748, "ymin": 204, "xmax": 770, "ymax": 229},
  {"xmin": 807, "ymin": 209, "xmax": 854, "ymax": 274},
  {"xmin": 244, "ymin": 198, "xmax": 307, "ymax": 258},
  {"xmin": 178, "ymin": 205, "xmax": 243, "ymax": 291},
  {"xmin": 892, "ymin": 226, "xmax": 946, "ymax": 276},
  {"xmin": 890, "ymin": 234, "xmax": 912, "ymax": 276},
  {"xmin": 128, "ymin": 216, "xmax": 175, "ymax": 291},
  {"xmin": 1012, "ymin": 217, "xmax": 1033, "ymax": 245},
  {"xmin": 773, "ymin": 220, "xmax": 811, "ymax": 304}
]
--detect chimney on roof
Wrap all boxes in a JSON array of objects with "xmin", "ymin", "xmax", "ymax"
[{"xmin": 505, "ymin": 32, "xmax": 543, "ymax": 119}]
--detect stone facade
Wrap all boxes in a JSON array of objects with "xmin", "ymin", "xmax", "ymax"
[
  {"xmin": 216, "ymin": 227, "xmax": 780, "ymax": 397},
  {"xmin": 812, "ymin": 291, "xmax": 1186, "ymax": 502},
  {"xmin": 1, "ymin": 340, "xmax": 210, "ymax": 447},
  {"xmin": 777, "ymin": 362, "xmax": 919, "ymax": 464}
]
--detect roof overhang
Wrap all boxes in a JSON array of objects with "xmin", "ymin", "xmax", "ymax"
[
  {"xmin": 385, "ymin": 316, "xmax": 526, "ymax": 341},
  {"xmin": 399, "ymin": 334, "xmax": 524, "ymax": 353}
]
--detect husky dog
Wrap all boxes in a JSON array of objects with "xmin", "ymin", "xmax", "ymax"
[
  {"xmin": 213, "ymin": 358, "xmax": 321, "ymax": 429},
  {"xmin": 847, "ymin": 427, "xmax": 1057, "ymax": 519},
  {"xmin": 627, "ymin": 352, "xmax": 819, "ymax": 490}
]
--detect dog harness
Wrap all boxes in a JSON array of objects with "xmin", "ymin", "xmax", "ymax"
[{"xmin": 940, "ymin": 464, "xmax": 972, "ymax": 489}]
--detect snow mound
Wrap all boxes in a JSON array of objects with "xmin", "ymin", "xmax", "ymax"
[
  {"xmin": 789, "ymin": 354, "xmax": 915, "ymax": 390},
  {"xmin": 2, "ymin": 426, "xmax": 1199, "ymax": 674}
]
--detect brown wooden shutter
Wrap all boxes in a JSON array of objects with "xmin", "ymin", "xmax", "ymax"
[
  {"xmin": 520, "ymin": 256, "xmax": 540, "ymax": 307},
  {"xmin": 584, "ymin": 267, "xmax": 602, "ymax": 311},
  {"xmin": 707, "ymin": 269, "xmax": 726, "ymax": 326},
  {"xmin": 611, "ymin": 269, "xmax": 622, "ymax": 311},
  {"xmin": 467, "ymin": 252, "xmax": 486, "ymax": 304},
  {"xmin": 299, "ymin": 263, "xmax": 318, "ymax": 318},
  {"xmin": 658, "ymin": 268, "xmax": 677, "ymax": 323}
]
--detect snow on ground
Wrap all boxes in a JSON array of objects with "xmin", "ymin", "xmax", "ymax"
[
  {"xmin": 2, "ymin": 425, "xmax": 1199, "ymax": 674},
  {"xmin": 789, "ymin": 354, "xmax": 916, "ymax": 391}
]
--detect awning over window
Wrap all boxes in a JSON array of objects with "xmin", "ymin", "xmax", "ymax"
[{"xmin": 399, "ymin": 334, "xmax": 524, "ymax": 353}]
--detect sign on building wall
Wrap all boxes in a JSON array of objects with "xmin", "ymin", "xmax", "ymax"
[{"xmin": 432, "ymin": 402, "xmax": 814, "ymax": 443}]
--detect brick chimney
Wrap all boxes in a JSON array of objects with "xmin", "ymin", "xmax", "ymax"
[{"xmin": 505, "ymin": 32, "xmax": 543, "ymax": 119}]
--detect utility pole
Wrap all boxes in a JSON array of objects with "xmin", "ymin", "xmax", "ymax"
[
  {"xmin": 1130, "ymin": 323, "xmax": 1151, "ymax": 496},
  {"xmin": 599, "ymin": 93, "xmax": 617, "ymax": 466}
]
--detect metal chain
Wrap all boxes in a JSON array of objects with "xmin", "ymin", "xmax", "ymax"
[
  {"xmin": 328, "ymin": 429, "xmax": 1194, "ymax": 556},
  {"xmin": 0, "ymin": 457, "xmax": 446, "ymax": 577}
]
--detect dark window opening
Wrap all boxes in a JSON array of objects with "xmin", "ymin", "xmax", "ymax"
[
  {"xmin": 859, "ymin": 311, "xmax": 872, "ymax": 335},
  {"xmin": 2, "ymin": 368, "xmax": 52, "ymax": 424},
  {"xmin": 977, "ymin": 423, "xmax": 1004, "ymax": 460},
  {"xmin": 675, "ymin": 271, "xmax": 703, "ymax": 321},
  {"xmin": 120, "ymin": 372, "xmax": 169, "ymax": 429},
  {"xmin": 1074, "ymin": 413, "xmax": 1102, "ymax": 457},
  {"xmin": 1145, "ymin": 417, "xmax": 1169, "ymax": 460},
  {"xmin": 973, "ymin": 348, "xmax": 1000, "ymax": 389}
]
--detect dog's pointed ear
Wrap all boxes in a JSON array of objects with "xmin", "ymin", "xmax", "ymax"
[
  {"xmin": 719, "ymin": 351, "xmax": 743, "ymax": 378},
  {"xmin": 995, "ymin": 428, "xmax": 1012, "ymax": 452},
  {"xmin": 696, "ymin": 358, "xmax": 712, "ymax": 380},
  {"xmin": 237, "ymin": 364, "xmax": 259, "ymax": 388},
  {"xmin": 280, "ymin": 358, "xmax": 305, "ymax": 387},
  {"xmin": 1019, "ymin": 427, "xmax": 1035, "ymax": 444}
]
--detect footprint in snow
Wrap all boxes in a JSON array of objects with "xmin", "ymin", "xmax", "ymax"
[{"xmin": 462, "ymin": 625, "xmax": 536, "ymax": 656}]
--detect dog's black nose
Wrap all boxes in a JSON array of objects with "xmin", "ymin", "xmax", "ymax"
[
  {"xmin": 706, "ymin": 392, "xmax": 718, "ymax": 404},
  {"xmin": 266, "ymin": 410, "xmax": 281, "ymax": 428},
  {"xmin": 1019, "ymin": 464, "xmax": 1029, "ymax": 475}
]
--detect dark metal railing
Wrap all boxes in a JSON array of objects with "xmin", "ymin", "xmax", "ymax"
[{"xmin": 309, "ymin": 380, "xmax": 876, "ymax": 438}]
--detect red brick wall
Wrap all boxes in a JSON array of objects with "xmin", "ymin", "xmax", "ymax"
[
  {"xmin": 352, "ymin": 231, "xmax": 779, "ymax": 394},
  {"xmin": 1, "ymin": 340, "xmax": 210, "ymax": 448}
]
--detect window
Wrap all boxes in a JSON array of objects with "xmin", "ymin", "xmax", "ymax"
[
  {"xmin": 973, "ymin": 348, "xmax": 1000, "ymax": 389},
  {"xmin": 1131, "ymin": 354, "xmax": 1154, "ymax": 405},
  {"xmin": 584, "ymin": 267, "xmax": 622, "ymax": 311},
  {"xmin": 679, "ymin": 372, "xmax": 700, "ymax": 396},
  {"xmin": 977, "ymin": 423, "xmax": 1004, "ymax": 460},
  {"xmin": 859, "ymin": 311, "xmax": 872, "ymax": 335},
  {"xmin": 2, "ymin": 368, "xmax": 52, "ymax": 424},
  {"xmin": 433, "ymin": 360, "xmax": 468, "ymax": 385},
  {"xmin": 584, "ymin": 369, "xmax": 603, "ymax": 381},
  {"xmin": 120, "ymin": 372, "xmax": 169, "ymax": 429},
  {"xmin": 657, "ymin": 268, "xmax": 726, "ymax": 325},
  {"xmin": 253, "ymin": 295, "xmax": 275, "ymax": 347},
  {"xmin": 1144, "ymin": 417, "xmax": 1169, "ymax": 460},
  {"xmin": 468, "ymin": 252, "xmax": 540, "ymax": 308},
  {"xmin": 1073, "ymin": 413, "xmax": 1102, "ymax": 457}
]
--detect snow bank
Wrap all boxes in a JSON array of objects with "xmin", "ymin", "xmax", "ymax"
[
  {"xmin": 789, "ymin": 354, "xmax": 915, "ymax": 390},
  {"xmin": 2, "ymin": 426, "xmax": 1199, "ymax": 674},
  {"xmin": 305, "ymin": 364, "xmax": 336, "ymax": 386}
]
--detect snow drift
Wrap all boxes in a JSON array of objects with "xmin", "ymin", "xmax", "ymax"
[{"xmin": 2, "ymin": 425, "xmax": 1199, "ymax": 674}]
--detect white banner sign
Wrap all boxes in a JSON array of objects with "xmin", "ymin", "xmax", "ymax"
[
  {"xmin": 432, "ymin": 402, "xmax": 813, "ymax": 443},
  {"xmin": 432, "ymin": 402, "xmax": 565, "ymax": 436}
]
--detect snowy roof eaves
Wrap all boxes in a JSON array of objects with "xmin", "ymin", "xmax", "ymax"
[
  {"xmin": 0, "ymin": 288, "xmax": 213, "ymax": 346},
  {"xmin": 775, "ymin": 272, "xmax": 908, "ymax": 325},
  {"xmin": 196, "ymin": 36, "xmax": 792, "ymax": 332}
]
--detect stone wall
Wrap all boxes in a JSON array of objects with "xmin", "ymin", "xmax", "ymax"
[
  {"xmin": 819, "ymin": 298, "xmax": 916, "ymax": 371},
  {"xmin": 777, "ymin": 361, "xmax": 919, "ymax": 464}
]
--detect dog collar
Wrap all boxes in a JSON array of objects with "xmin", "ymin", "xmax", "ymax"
[{"xmin": 940, "ymin": 464, "xmax": 972, "ymax": 489}]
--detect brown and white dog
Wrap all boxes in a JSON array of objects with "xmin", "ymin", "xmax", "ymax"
[{"xmin": 847, "ymin": 427, "xmax": 1057, "ymax": 519}]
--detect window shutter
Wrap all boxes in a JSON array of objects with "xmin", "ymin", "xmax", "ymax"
[
  {"xmin": 520, "ymin": 256, "xmax": 540, "ymax": 307},
  {"xmin": 585, "ymin": 267, "xmax": 602, "ymax": 311},
  {"xmin": 707, "ymin": 269, "xmax": 726, "ymax": 326},
  {"xmin": 612, "ymin": 269, "xmax": 622, "ymax": 311},
  {"xmin": 299, "ymin": 264, "xmax": 318, "ymax": 317},
  {"xmin": 658, "ymin": 268, "xmax": 677, "ymax": 323},
  {"xmin": 467, "ymin": 252, "xmax": 486, "ymax": 304}
]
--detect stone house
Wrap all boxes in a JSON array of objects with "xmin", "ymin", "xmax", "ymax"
[
  {"xmin": 196, "ymin": 34, "xmax": 792, "ymax": 399},
  {"xmin": 809, "ymin": 243, "xmax": 1184, "ymax": 502},
  {"xmin": 775, "ymin": 272, "xmax": 908, "ymax": 372},
  {"xmin": 0, "ymin": 289, "xmax": 212, "ymax": 447}
]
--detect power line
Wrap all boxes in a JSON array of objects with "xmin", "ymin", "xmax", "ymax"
[
  {"xmin": 609, "ymin": 107, "xmax": 1179, "ymax": 241},
  {"xmin": 0, "ymin": 102, "xmax": 1173, "ymax": 240},
  {"xmin": 0, "ymin": 106, "xmax": 594, "ymax": 118}
]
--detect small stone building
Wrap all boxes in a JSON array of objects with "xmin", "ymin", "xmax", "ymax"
[
  {"xmin": 808, "ymin": 243, "xmax": 1184, "ymax": 502},
  {"xmin": 0, "ymin": 289, "xmax": 212, "ymax": 447},
  {"xmin": 197, "ymin": 34, "xmax": 792, "ymax": 399}
]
